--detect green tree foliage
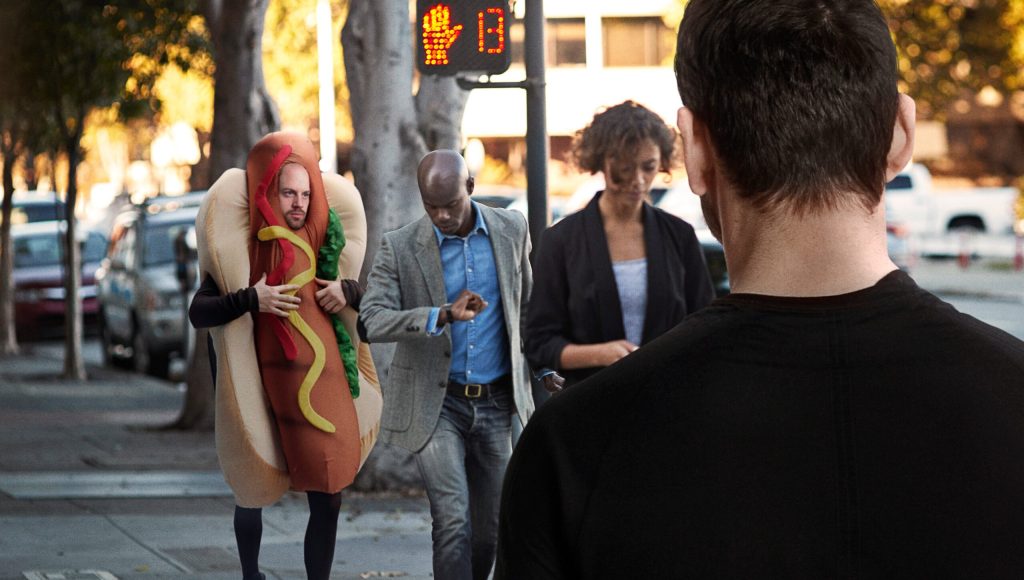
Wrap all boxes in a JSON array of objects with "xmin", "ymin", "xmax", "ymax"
[
  {"xmin": 1, "ymin": 0, "xmax": 207, "ymax": 378},
  {"xmin": 879, "ymin": 0, "xmax": 1024, "ymax": 119},
  {"xmin": 264, "ymin": 0, "xmax": 352, "ymax": 139}
]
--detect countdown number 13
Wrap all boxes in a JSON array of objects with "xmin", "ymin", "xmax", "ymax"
[{"xmin": 478, "ymin": 8, "xmax": 505, "ymax": 54}]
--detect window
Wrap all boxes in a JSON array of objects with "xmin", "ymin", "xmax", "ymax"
[
  {"xmin": 886, "ymin": 175, "xmax": 913, "ymax": 190},
  {"xmin": 547, "ymin": 18, "xmax": 586, "ymax": 67},
  {"xmin": 83, "ymin": 232, "xmax": 107, "ymax": 263},
  {"xmin": 11, "ymin": 231, "xmax": 106, "ymax": 268},
  {"xmin": 14, "ymin": 235, "xmax": 61, "ymax": 268},
  {"xmin": 602, "ymin": 17, "xmax": 675, "ymax": 67},
  {"xmin": 143, "ymin": 222, "xmax": 192, "ymax": 266}
]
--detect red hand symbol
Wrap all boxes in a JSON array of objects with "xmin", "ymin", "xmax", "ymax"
[{"xmin": 422, "ymin": 4, "xmax": 463, "ymax": 65}]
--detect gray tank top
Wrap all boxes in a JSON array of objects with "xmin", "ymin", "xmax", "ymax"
[{"xmin": 612, "ymin": 258, "xmax": 648, "ymax": 346}]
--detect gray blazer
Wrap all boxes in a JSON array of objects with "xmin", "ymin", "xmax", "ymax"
[{"xmin": 359, "ymin": 204, "xmax": 534, "ymax": 453}]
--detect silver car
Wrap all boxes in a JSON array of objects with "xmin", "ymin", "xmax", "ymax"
[{"xmin": 96, "ymin": 197, "xmax": 202, "ymax": 377}]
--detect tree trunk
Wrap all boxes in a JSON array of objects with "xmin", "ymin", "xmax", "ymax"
[
  {"xmin": 167, "ymin": 0, "xmax": 279, "ymax": 430},
  {"xmin": 62, "ymin": 132, "xmax": 85, "ymax": 380},
  {"xmin": 206, "ymin": 0, "xmax": 281, "ymax": 179},
  {"xmin": 341, "ymin": 0, "xmax": 471, "ymax": 492},
  {"xmin": 0, "ymin": 151, "xmax": 20, "ymax": 356},
  {"xmin": 415, "ymin": 75, "xmax": 471, "ymax": 151},
  {"xmin": 343, "ymin": 0, "xmax": 427, "ymax": 283},
  {"xmin": 170, "ymin": 327, "xmax": 215, "ymax": 430},
  {"xmin": 22, "ymin": 148, "xmax": 37, "ymax": 191}
]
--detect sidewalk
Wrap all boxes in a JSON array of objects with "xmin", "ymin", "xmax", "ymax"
[{"xmin": 0, "ymin": 346, "xmax": 433, "ymax": 580}]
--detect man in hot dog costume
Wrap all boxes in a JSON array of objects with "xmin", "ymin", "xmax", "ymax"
[{"xmin": 189, "ymin": 132, "xmax": 381, "ymax": 580}]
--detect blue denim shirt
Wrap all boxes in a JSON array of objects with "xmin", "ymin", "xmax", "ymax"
[{"xmin": 425, "ymin": 202, "xmax": 511, "ymax": 384}]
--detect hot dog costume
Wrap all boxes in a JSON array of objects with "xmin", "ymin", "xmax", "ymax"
[{"xmin": 195, "ymin": 132, "xmax": 382, "ymax": 507}]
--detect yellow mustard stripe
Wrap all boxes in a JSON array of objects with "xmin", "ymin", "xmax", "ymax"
[
  {"xmin": 257, "ymin": 226, "xmax": 336, "ymax": 433},
  {"xmin": 288, "ymin": 309, "xmax": 334, "ymax": 432}
]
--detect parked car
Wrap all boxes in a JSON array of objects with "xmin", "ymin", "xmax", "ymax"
[
  {"xmin": 506, "ymin": 195, "xmax": 568, "ymax": 225},
  {"xmin": 96, "ymin": 194, "xmax": 204, "ymax": 377},
  {"xmin": 2, "ymin": 191, "xmax": 67, "ymax": 225},
  {"xmin": 884, "ymin": 197, "xmax": 913, "ymax": 270},
  {"xmin": 641, "ymin": 183, "xmax": 730, "ymax": 296},
  {"xmin": 886, "ymin": 163, "xmax": 1019, "ymax": 237},
  {"xmin": 10, "ymin": 221, "xmax": 106, "ymax": 339},
  {"xmin": 473, "ymin": 192, "xmax": 521, "ymax": 210}
]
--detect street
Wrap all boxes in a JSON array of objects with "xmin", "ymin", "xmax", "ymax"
[
  {"xmin": 943, "ymin": 296, "xmax": 1024, "ymax": 340},
  {"xmin": 1, "ymin": 258, "xmax": 1022, "ymax": 579}
]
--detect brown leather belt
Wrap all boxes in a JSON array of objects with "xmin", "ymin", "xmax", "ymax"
[{"xmin": 446, "ymin": 374, "xmax": 512, "ymax": 398}]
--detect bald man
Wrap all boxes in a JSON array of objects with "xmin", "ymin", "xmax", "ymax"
[{"xmin": 360, "ymin": 150, "xmax": 547, "ymax": 580}]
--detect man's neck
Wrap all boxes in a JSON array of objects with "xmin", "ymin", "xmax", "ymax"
[
  {"xmin": 721, "ymin": 199, "xmax": 898, "ymax": 297},
  {"xmin": 452, "ymin": 202, "xmax": 476, "ymax": 237}
]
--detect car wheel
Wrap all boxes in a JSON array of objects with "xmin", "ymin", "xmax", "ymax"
[
  {"xmin": 99, "ymin": 309, "xmax": 132, "ymax": 369},
  {"xmin": 948, "ymin": 217, "xmax": 985, "ymax": 235},
  {"xmin": 98, "ymin": 309, "xmax": 115, "ymax": 367}
]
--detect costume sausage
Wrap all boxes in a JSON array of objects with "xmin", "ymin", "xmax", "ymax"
[{"xmin": 195, "ymin": 133, "xmax": 382, "ymax": 508}]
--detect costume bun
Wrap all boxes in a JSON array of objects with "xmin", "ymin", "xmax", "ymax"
[{"xmin": 196, "ymin": 166, "xmax": 381, "ymax": 508}]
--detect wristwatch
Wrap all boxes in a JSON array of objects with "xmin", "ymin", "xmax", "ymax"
[{"xmin": 442, "ymin": 303, "xmax": 454, "ymax": 325}]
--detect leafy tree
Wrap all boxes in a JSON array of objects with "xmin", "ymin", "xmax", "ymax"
[
  {"xmin": 264, "ymin": 0, "xmax": 353, "ymax": 140},
  {"xmin": 879, "ymin": 0, "xmax": 1024, "ymax": 120},
  {"xmin": 200, "ymin": 0, "xmax": 280, "ymax": 179},
  {"xmin": 10, "ymin": 0, "xmax": 205, "ymax": 379},
  {"xmin": 0, "ymin": 2, "xmax": 58, "ymax": 357}
]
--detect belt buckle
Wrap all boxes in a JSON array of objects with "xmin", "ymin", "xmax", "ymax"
[{"xmin": 464, "ymin": 383, "xmax": 484, "ymax": 398}]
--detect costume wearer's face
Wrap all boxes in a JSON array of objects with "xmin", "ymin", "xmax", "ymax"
[
  {"xmin": 278, "ymin": 163, "xmax": 311, "ymax": 230},
  {"xmin": 603, "ymin": 139, "xmax": 661, "ymax": 205},
  {"xmin": 421, "ymin": 177, "xmax": 474, "ymax": 237}
]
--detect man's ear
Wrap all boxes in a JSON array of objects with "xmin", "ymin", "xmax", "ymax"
[
  {"xmin": 885, "ymin": 94, "xmax": 916, "ymax": 181},
  {"xmin": 677, "ymin": 106, "xmax": 712, "ymax": 196},
  {"xmin": 466, "ymin": 175, "xmax": 475, "ymax": 196}
]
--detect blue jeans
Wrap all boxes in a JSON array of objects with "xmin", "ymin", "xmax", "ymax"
[{"xmin": 416, "ymin": 389, "xmax": 514, "ymax": 580}]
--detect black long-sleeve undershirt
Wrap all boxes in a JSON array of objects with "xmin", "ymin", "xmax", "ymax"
[
  {"xmin": 188, "ymin": 274, "xmax": 259, "ymax": 329},
  {"xmin": 188, "ymin": 274, "xmax": 364, "ymax": 330}
]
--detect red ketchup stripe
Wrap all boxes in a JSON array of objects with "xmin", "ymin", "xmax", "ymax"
[{"xmin": 254, "ymin": 145, "xmax": 299, "ymax": 360}]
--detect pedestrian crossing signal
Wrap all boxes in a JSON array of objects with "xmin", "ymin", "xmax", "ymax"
[{"xmin": 416, "ymin": 0, "xmax": 512, "ymax": 76}]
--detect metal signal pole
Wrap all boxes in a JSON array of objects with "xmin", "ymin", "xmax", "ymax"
[{"xmin": 523, "ymin": 0, "xmax": 548, "ymax": 258}]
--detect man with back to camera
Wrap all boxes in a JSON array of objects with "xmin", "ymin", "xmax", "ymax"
[
  {"xmin": 359, "ymin": 149, "xmax": 562, "ymax": 580},
  {"xmin": 495, "ymin": 1, "xmax": 1024, "ymax": 578}
]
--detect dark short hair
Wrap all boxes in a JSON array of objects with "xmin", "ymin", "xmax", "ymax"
[
  {"xmin": 675, "ymin": 0, "xmax": 899, "ymax": 213},
  {"xmin": 571, "ymin": 100, "xmax": 677, "ymax": 177}
]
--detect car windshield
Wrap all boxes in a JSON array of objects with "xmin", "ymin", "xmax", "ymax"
[
  {"xmin": 4, "ymin": 202, "xmax": 66, "ymax": 225},
  {"xmin": 12, "ymin": 231, "xmax": 106, "ymax": 268},
  {"xmin": 83, "ymin": 232, "xmax": 107, "ymax": 262},
  {"xmin": 143, "ymin": 221, "xmax": 193, "ymax": 266},
  {"xmin": 885, "ymin": 174, "xmax": 912, "ymax": 190}
]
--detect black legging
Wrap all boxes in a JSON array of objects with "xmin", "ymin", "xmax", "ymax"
[
  {"xmin": 234, "ymin": 505, "xmax": 263, "ymax": 580},
  {"xmin": 233, "ymin": 491, "xmax": 343, "ymax": 580}
]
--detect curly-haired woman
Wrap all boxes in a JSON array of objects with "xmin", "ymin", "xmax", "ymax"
[{"xmin": 526, "ymin": 100, "xmax": 715, "ymax": 389}]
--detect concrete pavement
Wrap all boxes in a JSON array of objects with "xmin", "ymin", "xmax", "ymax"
[{"xmin": 0, "ymin": 346, "xmax": 434, "ymax": 580}]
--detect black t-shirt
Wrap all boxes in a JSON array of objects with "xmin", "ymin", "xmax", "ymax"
[{"xmin": 496, "ymin": 270, "xmax": 1024, "ymax": 579}]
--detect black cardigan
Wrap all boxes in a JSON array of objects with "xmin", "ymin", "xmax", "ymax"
[{"xmin": 526, "ymin": 193, "xmax": 715, "ymax": 387}]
